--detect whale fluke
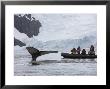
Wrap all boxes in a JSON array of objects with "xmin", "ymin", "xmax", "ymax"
[
  {"xmin": 26, "ymin": 47, "xmax": 40, "ymax": 55},
  {"xmin": 26, "ymin": 47, "xmax": 58, "ymax": 61},
  {"xmin": 40, "ymin": 51, "xmax": 58, "ymax": 55}
]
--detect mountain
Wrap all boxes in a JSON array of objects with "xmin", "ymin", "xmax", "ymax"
[
  {"xmin": 14, "ymin": 38, "xmax": 26, "ymax": 47},
  {"xmin": 14, "ymin": 14, "xmax": 42, "ymax": 46},
  {"xmin": 14, "ymin": 14, "xmax": 97, "ymax": 49},
  {"xmin": 14, "ymin": 14, "xmax": 42, "ymax": 38}
]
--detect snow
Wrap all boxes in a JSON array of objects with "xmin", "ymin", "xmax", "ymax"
[
  {"xmin": 14, "ymin": 14, "xmax": 97, "ymax": 50},
  {"xmin": 14, "ymin": 27, "xmax": 29, "ymax": 43},
  {"xmin": 32, "ymin": 14, "xmax": 97, "ymax": 42},
  {"xmin": 25, "ymin": 36, "xmax": 96, "ymax": 53}
]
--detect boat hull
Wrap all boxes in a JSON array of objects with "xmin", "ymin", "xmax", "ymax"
[{"xmin": 61, "ymin": 53, "xmax": 97, "ymax": 59}]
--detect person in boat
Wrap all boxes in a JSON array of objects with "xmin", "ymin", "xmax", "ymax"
[
  {"xmin": 88, "ymin": 45, "xmax": 95, "ymax": 55},
  {"xmin": 77, "ymin": 46, "xmax": 81, "ymax": 54},
  {"xmin": 81, "ymin": 49, "xmax": 86, "ymax": 55},
  {"xmin": 71, "ymin": 48, "xmax": 77, "ymax": 54}
]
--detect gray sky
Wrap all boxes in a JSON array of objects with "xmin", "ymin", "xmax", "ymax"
[{"xmin": 32, "ymin": 14, "xmax": 97, "ymax": 42}]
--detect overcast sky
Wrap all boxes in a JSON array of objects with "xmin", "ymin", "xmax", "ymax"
[
  {"xmin": 15, "ymin": 14, "xmax": 97, "ymax": 42},
  {"xmin": 32, "ymin": 14, "xmax": 97, "ymax": 42}
]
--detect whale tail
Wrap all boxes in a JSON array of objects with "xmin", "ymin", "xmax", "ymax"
[
  {"xmin": 26, "ymin": 47, "xmax": 41, "ymax": 61},
  {"xmin": 40, "ymin": 51, "xmax": 58, "ymax": 55},
  {"xmin": 26, "ymin": 47, "xmax": 40, "ymax": 55},
  {"xmin": 26, "ymin": 47, "xmax": 58, "ymax": 61}
]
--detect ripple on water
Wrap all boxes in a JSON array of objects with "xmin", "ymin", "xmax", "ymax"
[{"xmin": 14, "ymin": 53, "xmax": 97, "ymax": 76}]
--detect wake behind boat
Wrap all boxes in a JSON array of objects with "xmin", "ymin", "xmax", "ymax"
[{"xmin": 61, "ymin": 53, "xmax": 97, "ymax": 59}]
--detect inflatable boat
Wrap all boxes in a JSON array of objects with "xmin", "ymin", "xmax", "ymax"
[{"xmin": 61, "ymin": 53, "xmax": 97, "ymax": 59}]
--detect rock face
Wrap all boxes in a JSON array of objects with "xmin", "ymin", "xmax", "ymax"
[
  {"xmin": 14, "ymin": 14, "xmax": 42, "ymax": 46},
  {"xmin": 14, "ymin": 38, "xmax": 26, "ymax": 47},
  {"xmin": 14, "ymin": 14, "xmax": 41, "ymax": 38}
]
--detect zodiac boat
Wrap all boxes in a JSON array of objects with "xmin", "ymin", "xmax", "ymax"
[{"xmin": 61, "ymin": 53, "xmax": 97, "ymax": 59}]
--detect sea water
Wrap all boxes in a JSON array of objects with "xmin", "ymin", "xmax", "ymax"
[{"xmin": 14, "ymin": 49, "xmax": 97, "ymax": 76}]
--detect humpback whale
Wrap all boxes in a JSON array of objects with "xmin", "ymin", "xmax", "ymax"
[{"xmin": 26, "ymin": 47, "xmax": 58, "ymax": 61}]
